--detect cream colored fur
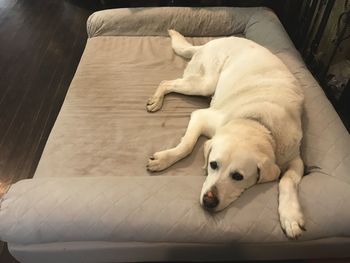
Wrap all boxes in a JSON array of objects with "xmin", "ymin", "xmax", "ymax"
[{"xmin": 146, "ymin": 30, "xmax": 305, "ymax": 239}]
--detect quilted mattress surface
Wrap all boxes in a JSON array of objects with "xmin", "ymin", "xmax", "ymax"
[{"xmin": 0, "ymin": 6, "xmax": 350, "ymax": 262}]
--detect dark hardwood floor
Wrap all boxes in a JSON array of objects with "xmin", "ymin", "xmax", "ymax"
[
  {"xmin": 0, "ymin": 0, "xmax": 96, "ymax": 261},
  {"xmin": 0, "ymin": 0, "xmax": 95, "ymax": 195}
]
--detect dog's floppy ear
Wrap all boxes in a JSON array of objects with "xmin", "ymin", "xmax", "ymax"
[
  {"xmin": 257, "ymin": 156, "xmax": 280, "ymax": 183},
  {"xmin": 202, "ymin": 139, "xmax": 212, "ymax": 169}
]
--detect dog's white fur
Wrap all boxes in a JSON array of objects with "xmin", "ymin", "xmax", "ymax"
[{"xmin": 146, "ymin": 30, "xmax": 305, "ymax": 239}]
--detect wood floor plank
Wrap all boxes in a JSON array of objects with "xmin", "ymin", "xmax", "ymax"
[{"xmin": 0, "ymin": 0, "xmax": 91, "ymax": 188}]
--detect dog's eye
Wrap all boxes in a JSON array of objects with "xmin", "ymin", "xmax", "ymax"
[
  {"xmin": 210, "ymin": 161, "xmax": 218, "ymax": 170},
  {"xmin": 230, "ymin": 172, "xmax": 243, "ymax": 181}
]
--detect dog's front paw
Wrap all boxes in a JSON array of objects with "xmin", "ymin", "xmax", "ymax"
[
  {"xmin": 279, "ymin": 206, "xmax": 305, "ymax": 239},
  {"xmin": 146, "ymin": 151, "xmax": 173, "ymax": 172},
  {"xmin": 146, "ymin": 95, "xmax": 163, "ymax": 112}
]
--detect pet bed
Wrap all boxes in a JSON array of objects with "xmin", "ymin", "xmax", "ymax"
[{"xmin": 0, "ymin": 7, "xmax": 350, "ymax": 262}]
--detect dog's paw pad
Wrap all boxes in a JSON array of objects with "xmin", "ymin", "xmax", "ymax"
[
  {"xmin": 146, "ymin": 152, "xmax": 172, "ymax": 172},
  {"xmin": 280, "ymin": 210, "xmax": 305, "ymax": 239},
  {"xmin": 146, "ymin": 96, "xmax": 163, "ymax": 112},
  {"xmin": 146, "ymin": 155, "xmax": 163, "ymax": 172},
  {"xmin": 281, "ymin": 219, "xmax": 305, "ymax": 239}
]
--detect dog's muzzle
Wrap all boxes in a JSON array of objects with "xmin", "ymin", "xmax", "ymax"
[{"xmin": 202, "ymin": 188, "xmax": 219, "ymax": 210}]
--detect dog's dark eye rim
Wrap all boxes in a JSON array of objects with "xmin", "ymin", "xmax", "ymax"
[
  {"xmin": 210, "ymin": 161, "xmax": 218, "ymax": 170},
  {"xmin": 230, "ymin": 172, "xmax": 243, "ymax": 181}
]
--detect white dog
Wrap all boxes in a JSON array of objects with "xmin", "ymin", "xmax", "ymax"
[{"xmin": 146, "ymin": 30, "xmax": 305, "ymax": 239}]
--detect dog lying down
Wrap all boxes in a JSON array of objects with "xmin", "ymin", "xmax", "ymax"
[{"xmin": 146, "ymin": 30, "xmax": 305, "ymax": 239}]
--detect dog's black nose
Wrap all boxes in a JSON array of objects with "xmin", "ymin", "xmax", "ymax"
[{"xmin": 203, "ymin": 191, "xmax": 219, "ymax": 210}]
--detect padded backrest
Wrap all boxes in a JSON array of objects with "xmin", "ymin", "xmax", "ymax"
[{"xmin": 87, "ymin": 7, "xmax": 259, "ymax": 37}]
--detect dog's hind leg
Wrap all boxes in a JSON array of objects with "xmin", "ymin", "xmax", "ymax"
[
  {"xmin": 146, "ymin": 74, "xmax": 216, "ymax": 112},
  {"xmin": 147, "ymin": 108, "xmax": 221, "ymax": 172},
  {"xmin": 278, "ymin": 155, "xmax": 306, "ymax": 239},
  {"xmin": 168, "ymin": 29, "xmax": 202, "ymax": 59}
]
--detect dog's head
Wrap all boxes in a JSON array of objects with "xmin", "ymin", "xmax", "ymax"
[{"xmin": 200, "ymin": 120, "xmax": 280, "ymax": 212}]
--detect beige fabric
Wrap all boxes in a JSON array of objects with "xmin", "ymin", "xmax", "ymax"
[
  {"xmin": 35, "ymin": 37, "xmax": 213, "ymax": 178},
  {"xmin": 1, "ymin": 173, "xmax": 350, "ymax": 245},
  {"xmin": 87, "ymin": 7, "xmax": 256, "ymax": 37}
]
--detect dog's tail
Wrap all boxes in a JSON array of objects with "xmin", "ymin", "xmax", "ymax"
[{"xmin": 168, "ymin": 29, "xmax": 202, "ymax": 59}]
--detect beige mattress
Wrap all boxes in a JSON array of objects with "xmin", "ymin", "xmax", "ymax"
[
  {"xmin": 34, "ymin": 36, "xmax": 213, "ymax": 178},
  {"xmin": 0, "ymin": 7, "xmax": 349, "ymax": 263}
]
